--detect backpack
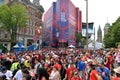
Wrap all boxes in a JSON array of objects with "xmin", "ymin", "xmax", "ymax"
[
  {"xmin": 87, "ymin": 69, "xmax": 92, "ymax": 80},
  {"xmin": 12, "ymin": 69, "xmax": 19, "ymax": 77},
  {"xmin": 36, "ymin": 63, "xmax": 42, "ymax": 74},
  {"xmin": 35, "ymin": 63, "xmax": 42, "ymax": 79},
  {"xmin": 97, "ymin": 67, "xmax": 110, "ymax": 80}
]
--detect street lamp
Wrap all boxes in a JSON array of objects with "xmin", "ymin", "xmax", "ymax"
[
  {"xmin": 39, "ymin": 26, "xmax": 42, "ymax": 49},
  {"xmin": 85, "ymin": 0, "xmax": 89, "ymax": 52}
]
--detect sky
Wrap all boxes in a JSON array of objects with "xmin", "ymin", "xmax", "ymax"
[{"xmin": 39, "ymin": 0, "xmax": 120, "ymax": 39}]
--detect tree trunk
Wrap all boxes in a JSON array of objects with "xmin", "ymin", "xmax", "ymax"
[{"xmin": 10, "ymin": 28, "xmax": 17, "ymax": 51}]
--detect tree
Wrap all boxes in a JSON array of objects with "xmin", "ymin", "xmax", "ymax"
[
  {"xmin": 0, "ymin": 2, "xmax": 28, "ymax": 50},
  {"xmin": 104, "ymin": 17, "xmax": 120, "ymax": 48},
  {"xmin": 76, "ymin": 33, "xmax": 83, "ymax": 47},
  {"xmin": 76, "ymin": 33, "xmax": 82, "ymax": 42}
]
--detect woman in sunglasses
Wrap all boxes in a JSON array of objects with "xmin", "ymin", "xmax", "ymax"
[{"xmin": 71, "ymin": 70, "xmax": 82, "ymax": 80}]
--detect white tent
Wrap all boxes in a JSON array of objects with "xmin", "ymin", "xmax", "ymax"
[
  {"xmin": 68, "ymin": 45, "xmax": 75, "ymax": 48},
  {"xmin": 13, "ymin": 44, "xmax": 25, "ymax": 48},
  {"xmin": 85, "ymin": 42, "xmax": 103, "ymax": 50}
]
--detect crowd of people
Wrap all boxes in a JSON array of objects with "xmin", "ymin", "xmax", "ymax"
[{"xmin": 0, "ymin": 47, "xmax": 120, "ymax": 80}]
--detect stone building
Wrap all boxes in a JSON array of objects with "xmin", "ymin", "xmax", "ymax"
[
  {"xmin": 104, "ymin": 22, "xmax": 110, "ymax": 36},
  {"xmin": 97, "ymin": 25, "xmax": 102, "ymax": 43},
  {"xmin": 0, "ymin": 0, "xmax": 44, "ymax": 51}
]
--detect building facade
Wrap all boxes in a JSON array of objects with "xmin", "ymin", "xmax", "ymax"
[
  {"xmin": 43, "ymin": 0, "xmax": 82, "ymax": 47},
  {"xmin": 0, "ymin": 0, "xmax": 44, "ymax": 51},
  {"xmin": 0, "ymin": 0, "xmax": 11, "ymax": 50},
  {"xmin": 104, "ymin": 22, "xmax": 110, "ymax": 36},
  {"xmin": 97, "ymin": 25, "xmax": 102, "ymax": 43}
]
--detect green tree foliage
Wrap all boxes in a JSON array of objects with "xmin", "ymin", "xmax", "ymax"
[
  {"xmin": 104, "ymin": 17, "xmax": 120, "ymax": 48},
  {"xmin": 76, "ymin": 33, "xmax": 84, "ymax": 47},
  {"xmin": 0, "ymin": 2, "xmax": 28, "ymax": 49},
  {"xmin": 76, "ymin": 33, "xmax": 82, "ymax": 43}
]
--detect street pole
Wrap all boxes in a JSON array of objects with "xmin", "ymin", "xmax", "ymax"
[
  {"xmin": 93, "ymin": 27, "xmax": 95, "ymax": 52},
  {"xmin": 86, "ymin": 0, "xmax": 88, "ymax": 52}
]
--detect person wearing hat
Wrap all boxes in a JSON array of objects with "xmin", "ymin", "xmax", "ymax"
[{"xmin": 113, "ymin": 67, "xmax": 120, "ymax": 80}]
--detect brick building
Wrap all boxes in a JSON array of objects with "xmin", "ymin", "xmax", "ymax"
[{"xmin": 0, "ymin": 0, "xmax": 44, "ymax": 51}]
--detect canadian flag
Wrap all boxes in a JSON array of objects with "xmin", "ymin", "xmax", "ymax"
[{"xmin": 36, "ymin": 27, "xmax": 42, "ymax": 35}]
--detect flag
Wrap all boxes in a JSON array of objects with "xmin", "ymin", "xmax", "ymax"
[{"xmin": 36, "ymin": 27, "xmax": 42, "ymax": 35}]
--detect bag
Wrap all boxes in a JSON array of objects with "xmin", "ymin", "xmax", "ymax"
[
  {"xmin": 87, "ymin": 69, "xmax": 92, "ymax": 80},
  {"xmin": 98, "ymin": 68, "xmax": 110, "ymax": 80},
  {"xmin": 12, "ymin": 69, "xmax": 19, "ymax": 77}
]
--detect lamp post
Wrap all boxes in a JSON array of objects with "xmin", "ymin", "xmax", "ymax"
[
  {"xmin": 93, "ymin": 27, "xmax": 95, "ymax": 52},
  {"xmin": 86, "ymin": 0, "xmax": 88, "ymax": 52},
  {"xmin": 39, "ymin": 26, "xmax": 42, "ymax": 50}
]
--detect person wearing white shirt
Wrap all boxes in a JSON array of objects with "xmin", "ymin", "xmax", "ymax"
[
  {"xmin": 13, "ymin": 69, "xmax": 23, "ymax": 80},
  {"xmin": 2, "ymin": 66, "xmax": 12, "ymax": 80}
]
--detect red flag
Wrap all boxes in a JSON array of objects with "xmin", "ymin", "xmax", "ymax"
[{"xmin": 36, "ymin": 27, "xmax": 42, "ymax": 35}]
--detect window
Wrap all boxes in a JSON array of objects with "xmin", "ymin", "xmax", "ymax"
[
  {"xmin": 0, "ymin": 30, "xmax": 2, "ymax": 37},
  {"xmin": 4, "ymin": 33, "xmax": 8, "ymax": 38}
]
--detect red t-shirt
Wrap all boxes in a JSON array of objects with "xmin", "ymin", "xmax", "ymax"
[
  {"xmin": 90, "ymin": 70, "xmax": 98, "ymax": 80},
  {"xmin": 66, "ymin": 67, "xmax": 77, "ymax": 80},
  {"xmin": 71, "ymin": 76, "xmax": 82, "ymax": 80},
  {"xmin": 113, "ymin": 77, "xmax": 119, "ymax": 80}
]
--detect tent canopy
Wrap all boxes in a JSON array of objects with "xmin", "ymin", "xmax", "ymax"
[
  {"xmin": 27, "ymin": 44, "xmax": 39, "ymax": 51},
  {"xmin": 13, "ymin": 42, "xmax": 25, "ymax": 48},
  {"xmin": 85, "ymin": 42, "xmax": 103, "ymax": 50},
  {"xmin": 13, "ymin": 42, "xmax": 25, "ymax": 53},
  {"xmin": 68, "ymin": 45, "xmax": 75, "ymax": 48},
  {"xmin": 13, "ymin": 44, "xmax": 25, "ymax": 48}
]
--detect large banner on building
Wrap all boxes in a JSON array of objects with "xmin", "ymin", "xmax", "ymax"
[{"xmin": 43, "ymin": 0, "xmax": 82, "ymax": 47}]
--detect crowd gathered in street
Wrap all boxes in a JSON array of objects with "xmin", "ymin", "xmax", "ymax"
[{"xmin": 0, "ymin": 47, "xmax": 120, "ymax": 80}]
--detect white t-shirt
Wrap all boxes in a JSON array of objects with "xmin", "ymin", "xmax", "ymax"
[
  {"xmin": 116, "ymin": 52, "xmax": 120, "ymax": 63},
  {"xmin": 13, "ymin": 70, "xmax": 23, "ymax": 80},
  {"xmin": 50, "ymin": 71, "xmax": 60, "ymax": 80},
  {"xmin": 0, "ymin": 72, "xmax": 3, "ymax": 76},
  {"xmin": 34, "ymin": 63, "xmax": 42, "ymax": 74},
  {"xmin": 4, "ymin": 70, "xmax": 12, "ymax": 80}
]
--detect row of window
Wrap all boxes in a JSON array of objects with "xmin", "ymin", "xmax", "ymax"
[
  {"xmin": 0, "ymin": 30, "xmax": 9, "ymax": 39},
  {"xmin": 17, "ymin": 27, "xmax": 35, "ymax": 36},
  {"xmin": 28, "ymin": 8, "xmax": 42, "ymax": 19}
]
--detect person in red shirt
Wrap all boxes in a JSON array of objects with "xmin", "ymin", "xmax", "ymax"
[
  {"xmin": 71, "ymin": 71, "xmax": 82, "ymax": 80},
  {"xmin": 64, "ymin": 61, "xmax": 77, "ymax": 80},
  {"xmin": 88, "ymin": 63, "xmax": 102, "ymax": 80}
]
